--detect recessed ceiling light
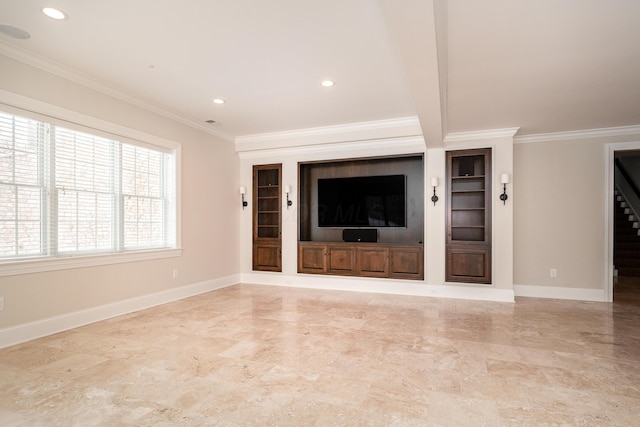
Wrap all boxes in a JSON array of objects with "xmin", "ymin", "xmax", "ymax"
[
  {"xmin": 212, "ymin": 98, "xmax": 225, "ymax": 104},
  {"xmin": 0, "ymin": 24, "xmax": 31, "ymax": 39},
  {"xmin": 321, "ymin": 80, "xmax": 335, "ymax": 87},
  {"xmin": 42, "ymin": 7, "xmax": 68, "ymax": 20}
]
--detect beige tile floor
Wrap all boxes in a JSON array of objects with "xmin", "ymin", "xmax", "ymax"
[{"xmin": 1, "ymin": 278, "xmax": 639, "ymax": 426}]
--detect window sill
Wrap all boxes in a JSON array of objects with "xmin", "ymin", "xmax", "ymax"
[{"xmin": 0, "ymin": 248, "xmax": 183, "ymax": 277}]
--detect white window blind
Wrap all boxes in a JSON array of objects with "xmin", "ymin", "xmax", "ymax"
[
  {"xmin": 0, "ymin": 112, "xmax": 46, "ymax": 258},
  {"xmin": 121, "ymin": 143, "xmax": 175, "ymax": 250},
  {"xmin": 0, "ymin": 110, "xmax": 176, "ymax": 262},
  {"xmin": 54, "ymin": 127, "xmax": 117, "ymax": 254}
]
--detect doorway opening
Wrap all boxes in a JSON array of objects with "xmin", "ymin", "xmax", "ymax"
[{"xmin": 608, "ymin": 144, "xmax": 640, "ymax": 302}]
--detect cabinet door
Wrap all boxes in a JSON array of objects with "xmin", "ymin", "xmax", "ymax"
[
  {"xmin": 327, "ymin": 245, "xmax": 356, "ymax": 275},
  {"xmin": 298, "ymin": 243, "xmax": 327, "ymax": 274},
  {"xmin": 389, "ymin": 246, "xmax": 424, "ymax": 279},
  {"xmin": 446, "ymin": 246, "xmax": 490, "ymax": 283},
  {"xmin": 253, "ymin": 164, "xmax": 282, "ymax": 271},
  {"xmin": 253, "ymin": 242, "xmax": 281, "ymax": 271},
  {"xmin": 356, "ymin": 246, "xmax": 389, "ymax": 277}
]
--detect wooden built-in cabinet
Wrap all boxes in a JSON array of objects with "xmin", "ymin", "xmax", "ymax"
[
  {"xmin": 356, "ymin": 246, "xmax": 390, "ymax": 277},
  {"xmin": 297, "ymin": 243, "xmax": 356, "ymax": 275},
  {"xmin": 297, "ymin": 155, "xmax": 424, "ymax": 281},
  {"xmin": 253, "ymin": 164, "xmax": 282, "ymax": 271},
  {"xmin": 388, "ymin": 245, "xmax": 425, "ymax": 280},
  {"xmin": 446, "ymin": 149, "xmax": 491, "ymax": 283},
  {"xmin": 298, "ymin": 242, "xmax": 423, "ymax": 280}
]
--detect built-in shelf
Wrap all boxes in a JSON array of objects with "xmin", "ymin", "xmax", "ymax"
[
  {"xmin": 253, "ymin": 164, "xmax": 282, "ymax": 271},
  {"xmin": 446, "ymin": 149, "xmax": 492, "ymax": 284}
]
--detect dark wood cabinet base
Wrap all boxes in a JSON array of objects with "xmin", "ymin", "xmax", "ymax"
[
  {"xmin": 298, "ymin": 241, "xmax": 423, "ymax": 280},
  {"xmin": 253, "ymin": 242, "xmax": 281, "ymax": 272},
  {"xmin": 446, "ymin": 246, "xmax": 490, "ymax": 283}
]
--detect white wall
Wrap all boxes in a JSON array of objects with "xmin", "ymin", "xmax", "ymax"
[
  {"xmin": 443, "ymin": 130, "xmax": 516, "ymax": 292},
  {"xmin": 239, "ymin": 135, "xmax": 428, "ymax": 285},
  {"xmin": 513, "ymin": 131, "xmax": 640, "ymax": 301},
  {"xmin": 514, "ymin": 139, "xmax": 604, "ymax": 290},
  {"xmin": 2, "ymin": 48, "xmax": 637, "ymax": 349},
  {"xmin": 0, "ymin": 55, "xmax": 240, "ymax": 345},
  {"xmin": 239, "ymin": 125, "xmax": 640, "ymax": 303},
  {"xmin": 238, "ymin": 126, "xmax": 516, "ymax": 303}
]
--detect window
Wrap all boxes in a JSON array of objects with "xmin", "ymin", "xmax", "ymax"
[
  {"xmin": 0, "ymin": 113, "xmax": 46, "ymax": 258},
  {"xmin": 0, "ymin": 110, "xmax": 177, "ymax": 264},
  {"xmin": 54, "ymin": 127, "xmax": 117, "ymax": 254}
]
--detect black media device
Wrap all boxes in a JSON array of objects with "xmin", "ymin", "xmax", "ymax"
[{"xmin": 342, "ymin": 228, "xmax": 378, "ymax": 243}]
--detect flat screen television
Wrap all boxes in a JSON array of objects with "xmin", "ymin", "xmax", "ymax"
[{"xmin": 317, "ymin": 174, "xmax": 406, "ymax": 227}]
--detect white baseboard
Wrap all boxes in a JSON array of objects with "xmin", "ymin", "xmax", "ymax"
[
  {"xmin": 1, "ymin": 276, "xmax": 611, "ymax": 350},
  {"xmin": 0, "ymin": 274, "xmax": 239, "ymax": 349},
  {"xmin": 241, "ymin": 273, "xmax": 515, "ymax": 303},
  {"xmin": 430, "ymin": 283, "xmax": 515, "ymax": 302},
  {"xmin": 514, "ymin": 284, "xmax": 608, "ymax": 302}
]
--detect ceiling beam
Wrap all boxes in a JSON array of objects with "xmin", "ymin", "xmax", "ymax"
[{"xmin": 378, "ymin": 0, "xmax": 447, "ymax": 148}]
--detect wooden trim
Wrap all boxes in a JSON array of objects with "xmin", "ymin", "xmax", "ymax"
[{"xmin": 252, "ymin": 164, "xmax": 282, "ymax": 271}]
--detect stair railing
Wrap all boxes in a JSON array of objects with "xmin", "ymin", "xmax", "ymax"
[{"xmin": 615, "ymin": 158, "xmax": 640, "ymax": 226}]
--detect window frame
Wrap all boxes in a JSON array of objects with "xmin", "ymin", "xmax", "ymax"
[{"xmin": 0, "ymin": 91, "xmax": 182, "ymax": 277}]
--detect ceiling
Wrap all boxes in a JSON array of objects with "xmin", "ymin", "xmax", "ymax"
[{"xmin": 0, "ymin": 0, "xmax": 639, "ymax": 145}]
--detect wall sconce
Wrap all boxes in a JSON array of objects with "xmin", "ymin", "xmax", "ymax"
[
  {"xmin": 240, "ymin": 186, "xmax": 248, "ymax": 209},
  {"xmin": 500, "ymin": 173, "xmax": 510, "ymax": 204},
  {"xmin": 284, "ymin": 185, "xmax": 293, "ymax": 209},
  {"xmin": 430, "ymin": 177, "xmax": 439, "ymax": 206}
]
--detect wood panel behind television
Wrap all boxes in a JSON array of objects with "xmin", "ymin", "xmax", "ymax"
[{"xmin": 298, "ymin": 155, "xmax": 424, "ymax": 244}]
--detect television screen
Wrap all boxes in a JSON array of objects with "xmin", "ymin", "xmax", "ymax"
[{"xmin": 318, "ymin": 175, "xmax": 406, "ymax": 227}]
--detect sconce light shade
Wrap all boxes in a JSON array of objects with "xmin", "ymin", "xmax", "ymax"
[
  {"xmin": 430, "ymin": 176, "xmax": 439, "ymax": 206},
  {"xmin": 239, "ymin": 186, "xmax": 246, "ymax": 195},
  {"xmin": 499, "ymin": 173, "xmax": 509, "ymax": 204}
]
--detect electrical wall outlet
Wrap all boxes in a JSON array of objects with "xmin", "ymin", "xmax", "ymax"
[
  {"xmin": 172, "ymin": 269, "xmax": 178, "ymax": 279},
  {"xmin": 550, "ymin": 268, "xmax": 557, "ymax": 278},
  {"xmin": 0, "ymin": 296, "xmax": 4, "ymax": 311}
]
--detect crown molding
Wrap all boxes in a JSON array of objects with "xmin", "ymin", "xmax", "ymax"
[
  {"xmin": 443, "ymin": 127, "xmax": 520, "ymax": 143},
  {"xmin": 237, "ymin": 135, "xmax": 425, "ymax": 160},
  {"xmin": 514, "ymin": 125, "xmax": 640, "ymax": 144},
  {"xmin": 235, "ymin": 116, "xmax": 422, "ymax": 152},
  {"xmin": 0, "ymin": 41, "xmax": 234, "ymax": 142},
  {"xmin": 0, "ymin": 89, "xmax": 181, "ymax": 150}
]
